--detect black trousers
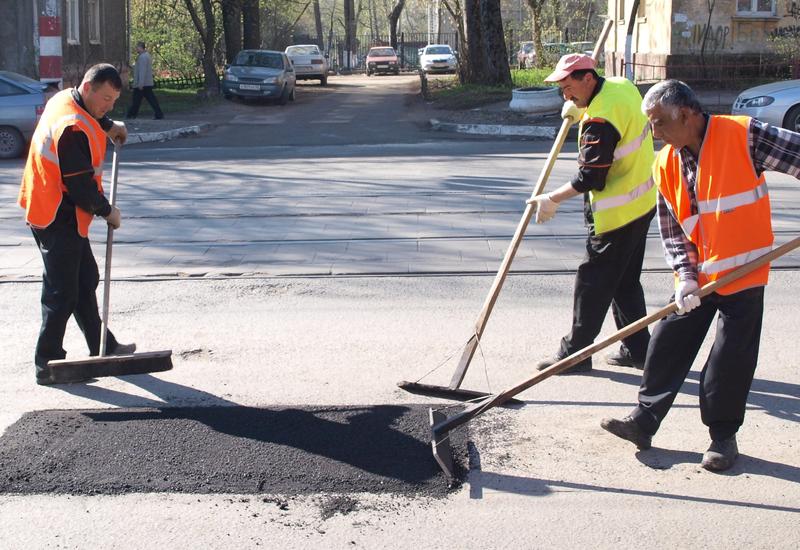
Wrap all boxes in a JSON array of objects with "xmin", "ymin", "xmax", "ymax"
[
  {"xmin": 126, "ymin": 86, "xmax": 163, "ymax": 119},
  {"xmin": 631, "ymin": 286, "xmax": 764, "ymax": 441},
  {"xmin": 558, "ymin": 208, "xmax": 655, "ymax": 367},
  {"xmin": 31, "ymin": 203, "xmax": 118, "ymax": 376}
]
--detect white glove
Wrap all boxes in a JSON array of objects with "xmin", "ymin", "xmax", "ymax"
[
  {"xmin": 104, "ymin": 205, "xmax": 121, "ymax": 230},
  {"xmin": 561, "ymin": 100, "xmax": 586, "ymax": 125},
  {"xmin": 675, "ymin": 279, "xmax": 701, "ymax": 315},
  {"xmin": 527, "ymin": 193, "xmax": 559, "ymax": 224}
]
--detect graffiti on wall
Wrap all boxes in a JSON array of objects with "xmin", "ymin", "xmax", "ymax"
[{"xmin": 690, "ymin": 23, "xmax": 730, "ymax": 51}]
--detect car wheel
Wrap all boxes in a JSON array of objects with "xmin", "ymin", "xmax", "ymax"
[
  {"xmin": 0, "ymin": 126, "xmax": 25, "ymax": 159},
  {"xmin": 289, "ymin": 86, "xmax": 296, "ymax": 102},
  {"xmin": 784, "ymin": 104, "xmax": 800, "ymax": 133},
  {"xmin": 320, "ymin": 74, "xmax": 327, "ymax": 86},
  {"xmin": 278, "ymin": 85, "xmax": 289, "ymax": 105},
  {"xmin": 394, "ymin": 69, "xmax": 400, "ymax": 75}
]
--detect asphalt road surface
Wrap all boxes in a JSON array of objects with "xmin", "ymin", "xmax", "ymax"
[{"xmin": 0, "ymin": 74, "xmax": 798, "ymax": 549}]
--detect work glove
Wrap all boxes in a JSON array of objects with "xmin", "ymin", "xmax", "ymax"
[
  {"xmin": 105, "ymin": 205, "xmax": 121, "ymax": 230},
  {"xmin": 675, "ymin": 279, "xmax": 701, "ymax": 315},
  {"xmin": 561, "ymin": 100, "xmax": 586, "ymax": 125},
  {"xmin": 527, "ymin": 192, "xmax": 559, "ymax": 224},
  {"xmin": 107, "ymin": 121, "xmax": 128, "ymax": 145}
]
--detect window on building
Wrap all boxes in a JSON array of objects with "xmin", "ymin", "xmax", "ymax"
[
  {"xmin": 66, "ymin": 0, "xmax": 80, "ymax": 44},
  {"xmin": 737, "ymin": 0, "xmax": 777, "ymax": 15},
  {"xmin": 88, "ymin": 0, "xmax": 101, "ymax": 43}
]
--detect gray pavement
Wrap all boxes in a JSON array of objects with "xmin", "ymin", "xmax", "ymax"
[{"xmin": 3, "ymin": 141, "xmax": 800, "ymax": 281}]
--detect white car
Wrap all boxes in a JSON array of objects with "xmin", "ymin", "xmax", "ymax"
[
  {"xmin": 285, "ymin": 44, "xmax": 328, "ymax": 85},
  {"xmin": 419, "ymin": 44, "xmax": 458, "ymax": 74},
  {"xmin": 732, "ymin": 79, "xmax": 800, "ymax": 133}
]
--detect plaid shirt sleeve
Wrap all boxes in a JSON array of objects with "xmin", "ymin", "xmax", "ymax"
[
  {"xmin": 750, "ymin": 119, "xmax": 800, "ymax": 178},
  {"xmin": 657, "ymin": 190, "xmax": 698, "ymax": 282}
]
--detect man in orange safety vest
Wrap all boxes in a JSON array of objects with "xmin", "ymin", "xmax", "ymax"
[
  {"xmin": 601, "ymin": 79, "xmax": 800, "ymax": 471},
  {"xmin": 18, "ymin": 63, "xmax": 135, "ymax": 385}
]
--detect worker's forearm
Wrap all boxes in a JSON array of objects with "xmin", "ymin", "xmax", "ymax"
[{"xmin": 547, "ymin": 182, "xmax": 582, "ymax": 204}]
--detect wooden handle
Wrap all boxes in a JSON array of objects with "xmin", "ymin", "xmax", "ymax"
[{"xmin": 435, "ymin": 235, "xmax": 800, "ymax": 435}]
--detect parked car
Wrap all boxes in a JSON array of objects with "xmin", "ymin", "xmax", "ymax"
[
  {"xmin": 732, "ymin": 79, "xmax": 800, "ymax": 133},
  {"xmin": 285, "ymin": 44, "xmax": 328, "ymax": 85},
  {"xmin": 419, "ymin": 44, "xmax": 458, "ymax": 74},
  {"xmin": 0, "ymin": 70, "xmax": 48, "ymax": 159},
  {"xmin": 365, "ymin": 47, "xmax": 400, "ymax": 76},
  {"xmin": 515, "ymin": 41, "xmax": 571, "ymax": 69},
  {"xmin": 222, "ymin": 49, "xmax": 296, "ymax": 104}
]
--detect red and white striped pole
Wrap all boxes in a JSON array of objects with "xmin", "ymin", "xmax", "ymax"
[{"xmin": 38, "ymin": 0, "xmax": 62, "ymax": 89}]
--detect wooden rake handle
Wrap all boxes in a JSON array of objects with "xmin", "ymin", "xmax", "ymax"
[{"xmin": 434, "ymin": 235, "xmax": 800, "ymax": 436}]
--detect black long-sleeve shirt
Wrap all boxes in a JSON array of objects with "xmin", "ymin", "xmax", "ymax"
[{"xmin": 57, "ymin": 88, "xmax": 113, "ymax": 217}]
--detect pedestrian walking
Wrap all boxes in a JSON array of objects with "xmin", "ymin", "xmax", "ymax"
[
  {"xmin": 126, "ymin": 41, "xmax": 164, "ymax": 120},
  {"xmin": 601, "ymin": 79, "xmax": 800, "ymax": 471},
  {"xmin": 18, "ymin": 63, "xmax": 136, "ymax": 386},
  {"xmin": 528, "ymin": 54, "xmax": 657, "ymax": 374}
]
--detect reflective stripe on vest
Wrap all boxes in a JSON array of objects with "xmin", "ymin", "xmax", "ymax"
[
  {"xmin": 613, "ymin": 124, "xmax": 650, "ymax": 162},
  {"xmin": 654, "ymin": 115, "xmax": 773, "ymax": 295},
  {"xmin": 678, "ymin": 182, "xmax": 769, "ymax": 237},
  {"xmin": 699, "ymin": 245, "xmax": 773, "ymax": 276},
  {"xmin": 580, "ymin": 77, "xmax": 656, "ymax": 234},
  {"xmin": 592, "ymin": 175, "xmax": 654, "ymax": 214}
]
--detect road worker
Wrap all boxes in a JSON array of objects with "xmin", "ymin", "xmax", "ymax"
[
  {"xmin": 601, "ymin": 79, "xmax": 800, "ymax": 471},
  {"xmin": 529, "ymin": 53, "xmax": 656, "ymax": 373}
]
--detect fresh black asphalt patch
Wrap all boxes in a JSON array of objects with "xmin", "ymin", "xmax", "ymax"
[{"xmin": 0, "ymin": 405, "xmax": 467, "ymax": 496}]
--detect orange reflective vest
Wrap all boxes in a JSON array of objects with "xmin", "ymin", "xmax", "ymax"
[
  {"xmin": 18, "ymin": 89, "xmax": 107, "ymax": 238},
  {"xmin": 654, "ymin": 115, "xmax": 773, "ymax": 295}
]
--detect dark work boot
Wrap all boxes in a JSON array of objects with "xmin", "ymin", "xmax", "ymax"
[
  {"xmin": 108, "ymin": 342, "xmax": 137, "ymax": 355},
  {"xmin": 537, "ymin": 354, "xmax": 591, "ymax": 374},
  {"xmin": 701, "ymin": 436, "xmax": 738, "ymax": 472},
  {"xmin": 600, "ymin": 416, "xmax": 652, "ymax": 449},
  {"xmin": 606, "ymin": 347, "xmax": 645, "ymax": 369}
]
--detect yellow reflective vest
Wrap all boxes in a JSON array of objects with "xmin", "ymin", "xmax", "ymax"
[{"xmin": 579, "ymin": 77, "xmax": 656, "ymax": 234}]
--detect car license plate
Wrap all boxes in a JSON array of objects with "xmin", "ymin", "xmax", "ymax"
[
  {"xmin": 377, "ymin": 64, "xmax": 388, "ymax": 68},
  {"xmin": 239, "ymin": 84, "xmax": 260, "ymax": 90}
]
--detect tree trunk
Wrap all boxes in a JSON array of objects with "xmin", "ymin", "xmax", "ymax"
[
  {"xmin": 183, "ymin": 0, "xmax": 219, "ymax": 93},
  {"xmin": 479, "ymin": 0, "xmax": 511, "ymax": 85},
  {"xmin": 221, "ymin": 0, "xmax": 242, "ymax": 64},
  {"xmin": 524, "ymin": 0, "xmax": 545, "ymax": 69},
  {"xmin": 242, "ymin": 0, "xmax": 261, "ymax": 49},
  {"xmin": 441, "ymin": 0, "xmax": 467, "ymax": 82},
  {"xmin": 313, "ymin": 0, "xmax": 324, "ymax": 48},
  {"xmin": 463, "ymin": 0, "xmax": 486, "ymax": 83},
  {"xmin": 344, "ymin": 0, "xmax": 353, "ymax": 69},
  {"xmin": 388, "ymin": 0, "xmax": 405, "ymax": 49}
]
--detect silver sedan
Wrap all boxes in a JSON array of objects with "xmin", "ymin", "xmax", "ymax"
[
  {"xmin": 0, "ymin": 71, "xmax": 48, "ymax": 159},
  {"xmin": 732, "ymin": 79, "xmax": 800, "ymax": 132}
]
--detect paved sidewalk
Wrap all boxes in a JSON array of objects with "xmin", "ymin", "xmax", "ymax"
[
  {"xmin": 124, "ymin": 117, "xmax": 212, "ymax": 144},
  {"xmin": 429, "ymin": 88, "xmax": 740, "ymax": 138}
]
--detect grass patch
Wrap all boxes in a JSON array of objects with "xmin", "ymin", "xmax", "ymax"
[
  {"xmin": 109, "ymin": 87, "xmax": 221, "ymax": 119},
  {"xmin": 426, "ymin": 76, "xmax": 511, "ymax": 109},
  {"xmin": 426, "ymin": 66, "xmax": 607, "ymax": 110}
]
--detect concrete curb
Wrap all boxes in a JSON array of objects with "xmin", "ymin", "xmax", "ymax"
[
  {"xmin": 127, "ymin": 123, "xmax": 212, "ymax": 144},
  {"xmin": 429, "ymin": 118, "xmax": 580, "ymax": 140}
]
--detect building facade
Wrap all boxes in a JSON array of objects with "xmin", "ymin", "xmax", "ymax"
[
  {"xmin": 606, "ymin": 0, "xmax": 799, "ymax": 82},
  {"xmin": 0, "ymin": 0, "xmax": 129, "ymax": 88}
]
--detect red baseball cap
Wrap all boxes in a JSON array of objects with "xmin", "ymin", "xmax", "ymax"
[{"xmin": 544, "ymin": 54, "xmax": 596, "ymax": 83}]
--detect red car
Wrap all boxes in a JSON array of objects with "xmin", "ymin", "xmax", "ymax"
[{"xmin": 365, "ymin": 47, "xmax": 400, "ymax": 76}]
